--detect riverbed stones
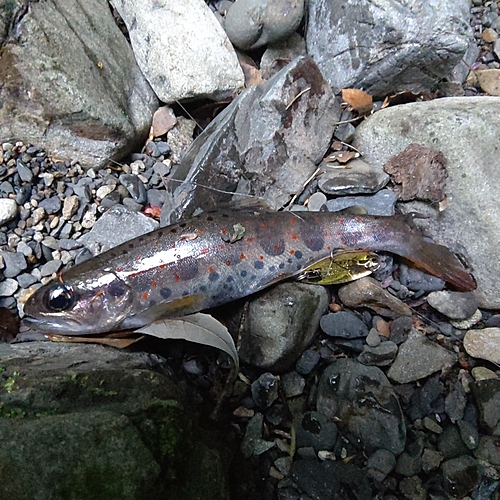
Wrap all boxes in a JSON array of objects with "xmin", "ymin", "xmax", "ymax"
[
  {"xmin": 111, "ymin": 0, "xmax": 244, "ymax": 102},
  {"xmin": 306, "ymin": 0, "xmax": 472, "ymax": 96},
  {"xmin": 353, "ymin": 96, "xmax": 500, "ymax": 309},
  {"xmin": 0, "ymin": 0, "xmax": 158, "ymax": 168},
  {"xmin": 464, "ymin": 327, "xmax": 500, "ymax": 364}
]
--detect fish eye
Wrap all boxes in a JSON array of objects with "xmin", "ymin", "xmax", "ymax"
[{"xmin": 44, "ymin": 285, "xmax": 75, "ymax": 312}]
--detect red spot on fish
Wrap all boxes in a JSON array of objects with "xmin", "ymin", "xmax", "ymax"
[
  {"xmin": 130, "ymin": 273, "xmax": 136, "ymax": 278},
  {"xmin": 221, "ymin": 227, "xmax": 227, "ymax": 234},
  {"xmin": 315, "ymin": 216, "xmax": 321, "ymax": 222},
  {"xmin": 174, "ymin": 274, "xmax": 180, "ymax": 282},
  {"xmin": 200, "ymin": 247, "xmax": 209, "ymax": 255},
  {"xmin": 152, "ymin": 281, "xmax": 157, "ymax": 288},
  {"xmin": 291, "ymin": 234, "xmax": 297, "ymax": 240},
  {"xmin": 240, "ymin": 253, "xmax": 246, "ymax": 260},
  {"xmin": 136, "ymin": 256, "xmax": 141, "ymax": 261},
  {"xmin": 274, "ymin": 245, "xmax": 281, "ymax": 252},
  {"xmin": 356, "ymin": 216, "xmax": 362, "ymax": 222},
  {"xmin": 289, "ymin": 249, "xmax": 295, "ymax": 255},
  {"xmin": 155, "ymin": 241, "xmax": 159, "ymax": 246},
  {"xmin": 143, "ymin": 293, "xmax": 148, "ymax": 300},
  {"xmin": 116, "ymin": 268, "xmax": 122, "ymax": 273},
  {"xmin": 218, "ymin": 243, "xmax": 226, "ymax": 249},
  {"xmin": 246, "ymin": 237, "xmax": 253, "ymax": 242},
  {"xmin": 339, "ymin": 219, "xmax": 344, "ymax": 224},
  {"xmin": 159, "ymin": 264, "xmax": 165, "ymax": 269},
  {"xmin": 209, "ymin": 267, "xmax": 215, "ymax": 273},
  {"xmin": 197, "ymin": 228, "xmax": 204, "ymax": 234},
  {"xmin": 290, "ymin": 217, "xmax": 296, "ymax": 224},
  {"xmin": 259, "ymin": 255, "xmax": 264, "ymax": 260},
  {"xmin": 261, "ymin": 222, "xmax": 267, "ymax": 228},
  {"xmin": 327, "ymin": 246, "xmax": 331, "ymax": 251},
  {"xmin": 226, "ymin": 260, "xmax": 231, "ymax": 266}
]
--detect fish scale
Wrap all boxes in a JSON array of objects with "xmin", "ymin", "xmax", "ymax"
[{"xmin": 23, "ymin": 209, "xmax": 476, "ymax": 335}]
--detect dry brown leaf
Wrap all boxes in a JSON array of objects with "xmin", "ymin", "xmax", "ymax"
[
  {"xmin": 237, "ymin": 51, "xmax": 265, "ymax": 87},
  {"xmin": 324, "ymin": 150, "xmax": 358, "ymax": 164},
  {"xmin": 151, "ymin": 106, "xmax": 177, "ymax": 138},
  {"xmin": 46, "ymin": 333, "xmax": 144, "ymax": 349},
  {"xmin": 341, "ymin": 88, "xmax": 373, "ymax": 115}
]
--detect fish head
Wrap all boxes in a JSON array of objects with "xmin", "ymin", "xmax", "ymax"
[{"xmin": 22, "ymin": 271, "xmax": 135, "ymax": 335}]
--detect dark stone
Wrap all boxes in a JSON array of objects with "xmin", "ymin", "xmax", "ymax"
[
  {"xmin": 438, "ymin": 425, "xmax": 471, "ymax": 459},
  {"xmin": 441, "ymin": 455, "xmax": 481, "ymax": 498},
  {"xmin": 295, "ymin": 349, "xmax": 320, "ymax": 375},
  {"xmin": 295, "ymin": 411, "xmax": 338, "ymax": 453},
  {"xmin": 320, "ymin": 311, "xmax": 369, "ymax": 339},
  {"xmin": 251, "ymin": 372, "xmax": 279, "ymax": 409}
]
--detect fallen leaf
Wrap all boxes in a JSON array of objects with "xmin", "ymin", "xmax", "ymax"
[
  {"xmin": 237, "ymin": 51, "xmax": 265, "ymax": 87},
  {"xmin": 324, "ymin": 150, "xmax": 358, "ymax": 164},
  {"xmin": 151, "ymin": 106, "xmax": 177, "ymax": 138},
  {"xmin": 341, "ymin": 88, "xmax": 373, "ymax": 115},
  {"xmin": 46, "ymin": 333, "xmax": 144, "ymax": 349},
  {"xmin": 135, "ymin": 313, "xmax": 239, "ymax": 369},
  {"xmin": 143, "ymin": 205, "xmax": 162, "ymax": 219}
]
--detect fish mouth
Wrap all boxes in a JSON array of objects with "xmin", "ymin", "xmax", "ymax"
[{"xmin": 21, "ymin": 316, "xmax": 89, "ymax": 336}]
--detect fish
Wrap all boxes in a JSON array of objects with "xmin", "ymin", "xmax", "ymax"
[{"xmin": 22, "ymin": 208, "xmax": 476, "ymax": 335}]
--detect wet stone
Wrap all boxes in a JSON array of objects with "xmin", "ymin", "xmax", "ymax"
[
  {"xmin": 457, "ymin": 419, "xmax": 479, "ymax": 451},
  {"xmin": 438, "ymin": 425, "xmax": 470, "ymax": 460},
  {"xmin": 365, "ymin": 328, "xmax": 380, "ymax": 347},
  {"xmin": 399, "ymin": 263, "xmax": 445, "ymax": 292},
  {"xmin": 324, "ymin": 188, "xmax": 397, "ymax": 216},
  {"xmin": 281, "ymin": 372, "xmax": 305, "ymax": 398},
  {"xmin": 399, "ymin": 476, "xmax": 427, "ymax": 500},
  {"xmin": 407, "ymin": 375, "xmax": 445, "ymax": 422},
  {"xmin": 241, "ymin": 413, "xmax": 273, "ymax": 458},
  {"xmin": 16, "ymin": 159, "xmax": 33, "ymax": 182},
  {"xmin": 422, "ymin": 416, "xmax": 443, "ymax": 434},
  {"xmin": 445, "ymin": 381, "xmax": 467, "ymax": 423},
  {"xmin": 441, "ymin": 455, "xmax": 481, "ymax": 498},
  {"xmin": 395, "ymin": 439, "xmax": 423, "ymax": 476},
  {"xmin": 319, "ymin": 311, "xmax": 368, "ymax": 339},
  {"xmin": 358, "ymin": 341, "xmax": 398, "ymax": 366},
  {"xmin": 365, "ymin": 449, "xmax": 396, "ymax": 482},
  {"xmin": 316, "ymin": 358, "xmax": 406, "ymax": 454},
  {"xmin": 427, "ymin": 290, "xmax": 479, "ymax": 319},
  {"xmin": 295, "ymin": 349, "xmax": 320, "ymax": 375},
  {"xmin": 295, "ymin": 411, "xmax": 338, "ymax": 453},
  {"xmin": 40, "ymin": 259, "xmax": 62, "ymax": 277},
  {"xmin": 16, "ymin": 273, "xmax": 37, "ymax": 289},
  {"xmin": 471, "ymin": 378, "xmax": 500, "ymax": 434},
  {"xmin": 251, "ymin": 372, "xmax": 279, "ymax": 409},
  {"xmin": 421, "ymin": 448, "xmax": 443, "ymax": 473},
  {"xmin": 119, "ymin": 174, "xmax": 147, "ymax": 204},
  {"xmin": 474, "ymin": 435, "xmax": 500, "ymax": 466}
]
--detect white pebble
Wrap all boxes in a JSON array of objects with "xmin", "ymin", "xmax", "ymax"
[
  {"xmin": 96, "ymin": 185, "xmax": 115, "ymax": 199},
  {"xmin": 130, "ymin": 160, "xmax": 145, "ymax": 175},
  {"xmin": 0, "ymin": 278, "xmax": 19, "ymax": 296},
  {"xmin": 32, "ymin": 207, "xmax": 46, "ymax": 224},
  {"xmin": 81, "ymin": 210, "xmax": 97, "ymax": 229},
  {"xmin": 0, "ymin": 198, "xmax": 18, "ymax": 225}
]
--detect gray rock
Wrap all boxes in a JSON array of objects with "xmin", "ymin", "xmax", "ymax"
[
  {"xmin": 0, "ymin": 0, "xmax": 157, "ymax": 168},
  {"xmin": 295, "ymin": 349, "xmax": 320, "ymax": 375},
  {"xmin": 390, "ymin": 315, "xmax": 413, "ymax": 345},
  {"xmin": 111, "ymin": 0, "xmax": 243, "ymax": 102},
  {"xmin": 352, "ymin": 97, "xmax": 500, "ymax": 309},
  {"xmin": 0, "ymin": 342, "xmax": 228, "ymax": 500},
  {"xmin": 316, "ymin": 358, "xmax": 406, "ymax": 454},
  {"xmin": 306, "ymin": 192, "xmax": 327, "ymax": 212},
  {"xmin": 16, "ymin": 273, "xmax": 37, "ymax": 289},
  {"xmin": 441, "ymin": 455, "xmax": 481, "ymax": 498},
  {"xmin": 357, "ymin": 341, "xmax": 398, "ymax": 367},
  {"xmin": 0, "ymin": 198, "xmax": 18, "ymax": 225},
  {"xmin": 365, "ymin": 449, "xmax": 396, "ymax": 482},
  {"xmin": 38, "ymin": 196, "xmax": 62, "ymax": 215},
  {"xmin": 78, "ymin": 205, "xmax": 159, "ymax": 255},
  {"xmin": 421, "ymin": 448, "xmax": 443, "ymax": 473},
  {"xmin": 464, "ymin": 328, "xmax": 500, "ymax": 365},
  {"xmin": 241, "ymin": 413, "xmax": 274, "ymax": 458},
  {"xmin": 16, "ymin": 159, "xmax": 33, "ymax": 182},
  {"xmin": 251, "ymin": 372, "xmax": 279, "ymax": 409},
  {"xmin": 365, "ymin": 328, "xmax": 380, "ymax": 347},
  {"xmin": 119, "ymin": 174, "xmax": 147, "ymax": 204},
  {"xmin": 399, "ymin": 264, "xmax": 445, "ymax": 292},
  {"xmin": 238, "ymin": 282, "xmax": 329, "ymax": 372},
  {"xmin": 427, "ymin": 290, "xmax": 479, "ymax": 319},
  {"xmin": 399, "ymin": 476, "xmax": 427, "ymax": 500},
  {"xmin": 281, "ymin": 371, "xmax": 305, "ymax": 398},
  {"xmin": 40, "ymin": 259, "xmax": 63, "ymax": 277},
  {"xmin": 323, "ymin": 190, "xmax": 397, "ymax": 215},
  {"xmin": 224, "ymin": 0, "xmax": 304, "ymax": 50},
  {"xmin": 457, "ymin": 419, "xmax": 479, "ymax": 451},
  {"xmin": 163, "ymin": 56, "xmax": 340, "ymax": 222},
  {"xmin": 260, "ymin": 32, "xmax": 307, "ymax": 80},
  {"xmin": 296, "ymin": 411, "xmax": 338, "ymax": 453},
  {"xmin": 471, "ymin": 378, "xmax": 500, "ymax": 435},
  {"xmin": 395, "ymin": 439, "xmax": 423, "ymax": 476},
  {"xmin": 306, "ymin": 0, "xmax": 472, "ymax": 96},
  {"xmin": 438, "ymin": 425, "xmax": 472, "ymax": 460},
  {"xmin": 0, "ymin": 277, "xmax": 18, "ymax": 296},
  {"xmin": 445, "ymin": 381, "xmax": 467, "ymax": 424},
  {"xmin": 317, "ymin": 159, "xmax": 389, "ymax": 196},
  {"xmin": 387, "ymin": 329, "xmax": 457, "ymax": 384},
  {"xmin": 0, "ymin": 251, "xmax": 27, "ymax": 278},
  {"xmin": 474, "ymin": 435, "xmax": 500, "ymax": 466},
  {"xmin": 320, "ymin": 311, "xmax": 368, "ymax": 339}
]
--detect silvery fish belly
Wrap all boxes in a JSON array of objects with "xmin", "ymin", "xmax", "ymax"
[{"xmin": 23, "ymin": 209, "xmax": 476, "ymax": 335}]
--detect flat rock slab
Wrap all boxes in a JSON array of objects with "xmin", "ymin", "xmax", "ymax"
[
  {"xmin": 464, "ymin": 328, "xmax": 500, "ymax": 364},
  {"xmin": 306, "ymin": 0, "xmax": 472, "ymax": 96},
  {"xmin": 112, "ymin": 0, "xmax": 244, "ymax": 102},
  {"xmin": 352, "ymin": 96, "xmax": 500, "ymax": 309},
  {"xmin": 0, "ymin": 0, "xmax": 158, "ymax": 168},
  {"xmin": 163, "ymin": 56, "xmax": 340, "ymax": 223}
]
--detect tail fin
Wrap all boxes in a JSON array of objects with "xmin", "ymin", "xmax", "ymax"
[{"xmin": 400, "ymin": 237, "xmax": 476, "ymax": 291}]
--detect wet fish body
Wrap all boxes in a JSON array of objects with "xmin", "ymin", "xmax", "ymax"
[{"xmin": 23, "ymin": 209, "xmax": 476, "ymax": 334}]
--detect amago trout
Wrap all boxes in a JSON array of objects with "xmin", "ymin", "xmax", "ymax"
[{"xmin": 23, "ymin": 209, "xmax": 476, "ymax": 335}]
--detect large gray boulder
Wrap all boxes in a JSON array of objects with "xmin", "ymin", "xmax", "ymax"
[
  {"xmin": 352, "ymin": 97, "xmax": 500, "ymax": 309},
  {"xmin": 0, "ymin": 0, "xmax": 158, "ymax": 168},
  {"xmin": 111, "ymin": 0, "xmax": 244, "ymax": 103},
  {"xmin": 306, "ymin": 0, "xmax": 472, "ymax": 96}
]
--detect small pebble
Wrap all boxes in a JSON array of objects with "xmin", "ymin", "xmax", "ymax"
[
  {"xmin": 40, "ymin": 259, "xmax": 63, "ymax": 277},
  {"xmin": 0, "ymin": 278, "xmax": 18, "ymax": 296},
  {"xmin": 464, "ymin": 327, "xmax": 500, "ymax": 364},
  {"xmin": 427, "ymin": 290, "xmax": 478, "ymax": 319},
  {"xmin": 366, "ymin": 328, "xmax": 381, "ymax": 347},
  {"xmin": 450, "ymin": 309, "xmax": 482, "ymax": 330},
  {"xmin": 295, "ymin": 349, "xmax": 320, "ymax": 375},
  {"xmin": 251, "ymin": 372, "xmax": 279, "ymax": 409},
  {"xmin": 0, "ymin": 198, "xmax": 18, "ymax": 225},
  {"xmin": 319, "ymin": 311, "xmax": 368, "ymax": 339}
]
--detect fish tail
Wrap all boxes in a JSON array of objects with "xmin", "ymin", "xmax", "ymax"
[{"xmin": 399, "ymin": 237, "xmax": 476, "ymax": 291}]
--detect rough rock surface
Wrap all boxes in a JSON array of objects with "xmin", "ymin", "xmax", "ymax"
[
  {"xmin": 306, "ymin": 0, "xmax": 472, "ymax": 96},
  {"xmin": 353, "ymin": 97, "xmax": 500, "ymax": 309},
  {"xmin": 111, "ymin": 0, "xmax": 244, "ymax": 102},
  {"xmin": 0, "ymin": 0, "xmax": 158, "ymax": 168},
  {"xmin": 0, "ymin": 342, "xmax": 228, "ymax": 500},
  {"xmin": 163, "ymin": 56, "xmax": 340, "ymax": 223}
]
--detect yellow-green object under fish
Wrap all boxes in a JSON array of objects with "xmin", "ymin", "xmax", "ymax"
[{"xmin": 22, "ymin": 209, "xmax": 476, "ymax": 335}]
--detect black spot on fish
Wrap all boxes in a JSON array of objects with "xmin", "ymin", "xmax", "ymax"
[
  {"xmin": 221, "ymin": 212, "xmax": 230, "ymax": 218},
  {"xmin": 207, "ymin": 216, "xmax": 214, "ymax": 222},
  {"xmin": 223, "ymin": 284, "xmax": 234, "ymax": 292},
  {"xmin": 241, "ymin": 270, "xmax": 247, "ymax": 277},
  {"xmin": 254, "ymin": 260, "xmax": 264, "ymax": 270},
  {"xmin": 279, "ymin": 263, "xmax": 285, "ymax": 269},
  {"xmin": 138, "ymin": 237, "xmax": 144, "ymax": 243},
  {"xmin": 199, "ymin": 285, "xmax": 207, "ymax": 292},
  {"xmin": 226, "ymin": 275, "xmax": 234, "ymax": 282},
  {"xmin": 251, "ymin": 275, "xmax": 257, "ymax": 281},
  {"xmin": 110, "ymin": 252, "xmax": 118, "ymax": 258},
  {"xmin": 157, "ymin": 230, "xmax": 164, "ymax": 237},
  {"xmin": 160, "ymin": 287, "xmax": 172, "ymax": 299},
  {"xmin": 260, "ymin": 238, "xmax": 285, "ymax": 256},
  {"xmin": 182, "ymin": 290, "xmax": 190, "ymax": 296},
  {"xmin": 179, "ymin": 222, "xmax": 187, "ymax": 228},
  {"xmin": 128, "ymin": 243, "xmax": 134, "ymax": 249},
  {"xmin": 108, "ymin": 280, "xmax": 127, "ymax": 298},
  {"xmin": 176, "ymin": 257, "xmax": 199, "ymax": 280},
  {"xmin": 121, "ymin": 249, "xmax": 128, "ymax": 255},
  {"xmin": 209, "ymin": 271, "xmax": 220, "ymax": 282},
  {"xmin": 288, "ymin": 258, "xmax": 293, "ymax": 264},
  {"xmin": 171, "ymin": 228, "xmax": 177, "ymax": 234},
  {"xmin": 297, "ymin": 263, "xmax": 303, "ymax": 270},
  {"xmin": 268, "ymin": 265, "xmax": 276, "ymax": 272},
  {"xmin": 149, "ymin": 299, "xmax": 157, "ymax": 307},
  {"xmin": 295, "ymin": 251, "xmax": 303, "ymax": 260}
]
